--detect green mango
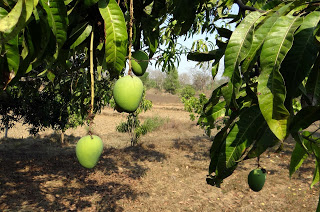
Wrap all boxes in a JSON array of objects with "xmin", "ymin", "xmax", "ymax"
[
  {"xmin": 131, "ymin": 50, "xmax": 149, "ymax": 76},
  {"xmin": 76, "ymin": 135, "xmax": 103, "ymax": 168},
  {"xmin": 113, "ymin": 75, "xmax": 143, "ymax": 112},
  {"xmin": 248, "ymin": 168, "xmax": 267, "ymax": 192}
]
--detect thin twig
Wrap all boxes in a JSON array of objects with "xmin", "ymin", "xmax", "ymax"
[
  {"xmin": 301, "ymin": 134, "xmax": 320, "ymax": 144},
  {"xmin": 89, "ymin": 31, "xmax": 95, "ymax": 136},
  {"xmin": 90, "ymin": 31, "xmax": 94, "ymax": 115},
  {"xmin": 127, "ymin": 0, "xmax": 134, "ymax": 76}
]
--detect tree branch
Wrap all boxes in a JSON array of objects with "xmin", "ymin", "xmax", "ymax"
[{"xmin": 235, "ymin": 0, "xmax": 264, "ymax": 13}]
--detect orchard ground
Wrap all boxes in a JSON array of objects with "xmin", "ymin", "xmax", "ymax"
[{"xmin": 0, "ymin": 89, "xmax": 319, "ymax": 211}]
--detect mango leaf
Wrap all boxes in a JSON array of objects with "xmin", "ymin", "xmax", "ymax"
[
  {"xmin": 311, "ymin": 143, "xmax": 320, "ymax": 188},
  {"xmin": 99, "ymin": 0, "xmax": 128, "ymax": 75},
  {"xmin": 1, "ymin": 0, "xmax": 38, "ymax": 43},
  {"xmin": 4, "ymin": 36, "xmax": 19, "ymax": 74},
  {"xmin": 222, "ymin": 11, "xmax": 263, "ymax": 107},
  {"xmin": 40, "ymin": 0, "xmax": 68, "ymax": 58},
  {"xmin": 289, "ymin": 138, "xmax": 309, "ymax": 177},
  {"xmin": 257, "ymin": 15, "xmax": 302, "ymax": 141},
  {"xmin": 70, "ymin": 24, "xmax": 92, "ymax": 49},
  {"xmin": 312, "ymin": 161, "xmax": 319, "ymax": 189},
  {"xmin": 211, "ymin": 62, "xmax": 218, "ymax": 80},
  {"xmin": 29, "ymin": 15, "xmax": 52, "ymax": 64},
  {"xmin": 290, "ymin": 106, "xmax": 320, "ymax": 132},
  {"xmin": 246, "ymin": 123, "xmax": 278, "ymax": 159},
  {"xmin": 281, "ymin": 11, "xmax": 320, "ymax": 100},
  {"xmin": 216, "ymin": 27, "xmax": 232, "ymax": 39},
  {"xmin": 144, "ymin": 26, "xmax": 159, "ymax": 58},
  {"xmin": 187, "ymin": 48, "xmax": 225, "ymax": 62},
  {"xmin": 65, "ymin": 22, "xmax": 89, "ymax": 47},
  {"xmin": 216, "ymin": 106, "xmax": 264, "ymax": 174},
  {"xmin": 305, "ymin": 55, "xmax": 320, "ymax": 106},
  {"xmin": 208, "ymin": 109, "xmax": 240, "ymax": 176},
  {"xmin": 47, "ymin": 70, "xmax": 55, "ymax": 82},
  {"xmin": 17, "ymin": 26, "xmax": 36, "ymax": 76},
  {"xmin": 208, "ymin": 125, "xmax": 229, "ymax": 175},
  {"xmin": 0, "ymin": 0, "xmax": 24, "ymax": 33},
  {"xmin": 200, "ymin": 101, "xmax": 226, "ymax": 129},
  {"xmin": 241, "ymin": 3, "xmax": 293, "ymax": 73}
]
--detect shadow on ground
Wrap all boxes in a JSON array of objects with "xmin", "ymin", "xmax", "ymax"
[
  {"xmin": 172, "ymin": 135, "xmax": 211, "ymax": 161},
  {"xmin": 0, "ymin": 134, "xmax": 166, "ymax": 211}
]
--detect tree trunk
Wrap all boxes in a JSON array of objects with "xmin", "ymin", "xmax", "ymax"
[
  {"xmin": 4, "ymin": 122, "xmax": 8, "ymax": 138},
  {"xmin": 60, "ymin": 130, "xmax": 65, "ymax": 144}
]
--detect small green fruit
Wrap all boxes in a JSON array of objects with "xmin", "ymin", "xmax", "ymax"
[
  {"xmin": 113, "ymin": 75, "xmax": 143, "ymax": 113},
  {"xmin": 131, "ymin": 50, "xmax": 149, "ymax": 76},
  {"xmin": 248, "ymin": 168, "xmax": 266, "ymax": 192},
  {"xmin": 76, "ymin": 135, "xmax": 103, "ymax": 169}
]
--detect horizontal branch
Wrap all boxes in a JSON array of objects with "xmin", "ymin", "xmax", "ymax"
[{"xmin": 235, "ymin": 0, "xmax": 264, "ymax": 13}]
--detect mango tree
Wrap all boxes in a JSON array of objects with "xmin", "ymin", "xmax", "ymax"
[{"xmin": 186, "ymin": 0, "xmax": 320, "ymax": 209}]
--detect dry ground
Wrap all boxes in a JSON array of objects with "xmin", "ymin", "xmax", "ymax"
[{"xmin": 0, "ymin": 90, "xmax": 319, "ymax": 211}]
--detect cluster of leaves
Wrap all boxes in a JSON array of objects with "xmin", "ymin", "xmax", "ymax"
[
  {"xmin": 181, "ymin": 93, "xmax": 207, "ymax": 121},
  {"xmin": 179, "ymin": 85, "xmax": 196, "ymax": 99},
  {"xmin": 114, "ymin": 88, "xmax": 153, "ymax": 145},
  {"xmin": 1, "ymin": 62, "xmax": 112, "ymax": 135},
  {"xmin": 0, "ymin": 0, "xmax": 130, "ymax": 135},
  {"xmin": 186, "ymin": 1, "xmax": 320, "ymax": 205},
  {"xmin": 181, "ymin": 91, "xmax": 226, "ymax": 137}
]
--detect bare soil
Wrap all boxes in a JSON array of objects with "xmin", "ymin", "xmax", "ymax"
[{"xmin": 0, "ymin": 90, "xmax": 319, "ymax": 211}]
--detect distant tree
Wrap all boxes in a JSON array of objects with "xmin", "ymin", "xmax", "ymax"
[
  {"xmin": 191, "ymin": 67, "xmax": 212, "ymax": 91},
  {"xmin": 179, "ymin": 72, "xmax": 192, "ymax": 86},
  {"xmin": 139, "ymin": 72, "xmax": 150, "ymax": 84},
  {"xmin": 149, "ymin": 69, "xmax": 166, "ymax": 90},
  {"xmin": 163, "ymin": 68, "xmax": 180, "ymax": 94},
  {"xmin": 180, "ymin": 85, "xmax": 196, "ymax": 99}
]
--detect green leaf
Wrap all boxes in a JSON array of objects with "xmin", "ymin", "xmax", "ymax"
[
  {"xmin": 4, "ymin": 35, "xmax": 19, "ymax": 74},
  {"xmin": 47, "ymin": 70, "xmax": 55, "ymax": 82},
  {"xmin": 222, "ymin": 11, "xmax": 263, "ymax": 107},
  {"xmin": 29, "ymin": 15, "xmax": 52, "ymax": 64},
  {"xmin": 305, "ymin": 54, "xmax": 320, "ymax": 106},
  {"xmin": 257, "ymin": 15, "xmax": 302, "ymax": 141},
  {"xmin": 281, "ymin": 11, "xmax": 320, "ymax": 100},
  {"xmin": 99, "ymin": 0, "xmax": 128, "ymax": 75},
  {"xmin": 187, "ymin": 49, "xmax": 225, "ymax": 62},
  {"xmin": 1, "ymin": 0, "xmax": 38, "ymax": 43},
  {"xmin": 311, "ymin": 161, "xmax": 319, "ymax": 188},
  {"xmin": 17, "ymin": 26, "xmax": 36, "ymax": 77},
  {"xmin": 0, "ymin": 0, "xmax": 24, "ymax": 33},
  {"xmin": 205, "ymin": 101, "xmax": 226, "ymax": 120},
  {"xmin": 246, "ymin": 124, "xmax": 278, "ymax": 159},
  {"xmin": 216, "ymin": 106, "xmax": 264, "ymax": 171},
  {"xmin": 311, "ymin": 143, "xmax": 320, "ymax": 188},
  {"xmin": 70, "ymin": 24, "xmax": 92, "ymax": 49},
  {"xmin": 200, "ymin": 101, "xmax": 226, "ymax": 129},
  {"xmin": 209, "ymin": 123, "xmax": 229, "ymax": 174},
  {"xmin": 290, "ymin": 106, "xmax": 320, "ymax": 132},
  {"xmin": 289, "ymin": 139, "xmax": 309, "ymax": 177},
  {"xmin": 242, "ymin": 3, "xmax": 293, "ymax": 73},
  {"xmin": 40, "ymin": 0, "xmax": 68, "ymax": 58}
]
